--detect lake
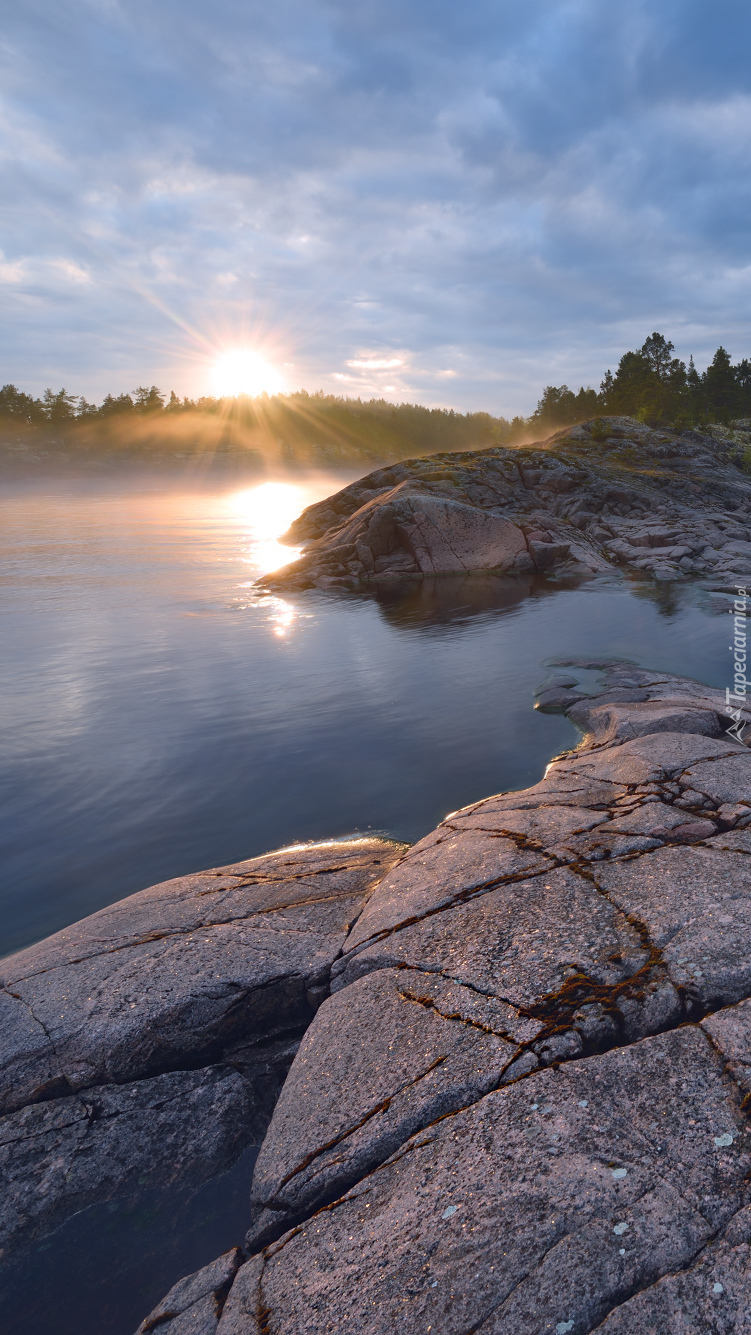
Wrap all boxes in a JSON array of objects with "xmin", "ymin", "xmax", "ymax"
[{"xmin": 0, "ymin": 468, "xmax": 732, "ymax": 1333}]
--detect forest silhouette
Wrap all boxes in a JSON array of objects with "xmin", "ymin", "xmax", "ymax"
[{"xmin": 2, "ymin": 333, "xmax": 750, "ymax": 469}]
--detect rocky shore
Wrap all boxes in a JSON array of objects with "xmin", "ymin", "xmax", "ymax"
[
  {"xmin": 0, "ymin": 839, "xmax": 404, "ymax": 1260},
  {"xmin": 259, "ymin": 416, "xmax": 751, "ymax": 591},
  {"xmin": 4, "ymin": 661, "xmax": 751, "ymax": 1332}
]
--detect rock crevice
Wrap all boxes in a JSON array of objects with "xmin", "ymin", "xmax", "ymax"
[
  {"xmin": 137, "ymin": 661, "xmax": 751, "ymax": 1335},
  {"xmin": 7, "ymin": 661, "xmax": 751, "ymax": 1333},
  {"xmin": 0, "ymin": 838, "xmax": 405, "ymax": 1259}
]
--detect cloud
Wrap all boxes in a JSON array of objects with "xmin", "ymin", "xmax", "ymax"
[
  {"xmin": 347, "ymin": 358, "xmax": 404, "ymax": 369},
  {"xmin": 1, "ymin": 0, "xmax": 751, "ymax": 411}
]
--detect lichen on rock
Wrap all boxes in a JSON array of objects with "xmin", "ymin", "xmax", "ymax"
[
  {"xmin": 176, "ymin": 663, "xmax": 751, "ymax": 1334},
  {"xmin": 257, "ymin": 415, "xmax": 751, "ymax": 591},
  {"xmin": 6, "ymin": 659, "xmax": 751, "ymax": 1334}
]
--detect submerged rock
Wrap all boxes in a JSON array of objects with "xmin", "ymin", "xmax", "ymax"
[
  {"xmin": 258, "ymin": 415, "xmax": 751, "ymax": 590},
  {"xmin": 0, "ymin": 837, "xmax": 404, "ymax": 1257},
  {"xmin": 2, "ymin": 1066, "xmax": 254, "ymax": 1263},
  {"xmin": 135, "ymin": 1247, "xmax": 244, "ymax": 1335}
]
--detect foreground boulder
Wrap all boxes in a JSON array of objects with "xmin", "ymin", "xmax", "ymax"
[
  {"xmin": 258, "ymin": 415, "xmax": 751, "ymax": 590},
  {"xmin": 138, "ymin": 663, "xmax": 751, "ymax": 1333},
  {"xmin": 0, "ymin": 838, "xmax": 403, "ymax": 1256},
  {"xmin": 231, "ymin": 1028, "xmax": 749, "ymax": 1335}
]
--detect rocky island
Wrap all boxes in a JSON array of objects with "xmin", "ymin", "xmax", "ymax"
[
  {"xmin": 3, "ymin": 656, "xmax": 751, "ymax": 1333},
  {"xmin": 259, "ymin": 415, "xmax": 751, "ymax": 590}
]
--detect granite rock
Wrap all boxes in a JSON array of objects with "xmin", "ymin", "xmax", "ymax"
[
  {"xmin": 591, "ymin": 1218, "xmax": 751, "ymax": 1334},
  {"xmin": 594, "ymin": 844, "xmax": 751, "ymax": 1011},
  {"xmin": 0, "ymin": 839, "xmax": 403, "ymax": 1116},
  {"xmin": 334, "ymin": 864, "xmax": 658, "ymax": 1016},
  {"xmin": 396, "ymin": 491, "xmax": 528, "ymax": 573},
  {"xmin": 246, "ymin": 967, "xmax": 537, "ymax": 1249},
  {"xmin": 135, "ymin": 1247, "xmax": 244, "ymax": 1335},
  {"xmin": 332, "ymin": 825, "xmax": 555, "ymax": 955},
  {"xmin": 259, "ymin": 415, "xmax": 751, "ymax": 591},
  {"xmin": 0, "ymin": 838, "xmax": 404, "ymax": 1256},
  {"xmin": 230, "ymin": 1028, "xmax": 750, "ymax": 1334},
  {"xmin": 44, "ymin": 662, "xmax": 751, "ymax": 1332},
  {"xmin": 702, "ymin": 998, "xmax": 751, "ymax": 1098}
]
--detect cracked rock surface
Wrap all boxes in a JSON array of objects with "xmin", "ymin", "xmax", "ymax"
[
  {"xmin": 257, "ymin": 415, "xmax": 751, "ymax": 591},
  {"xmin": 237, "ymin": 1027, "xmax": 751, "ymax": 1335},
  {"xmin": 0, "ymin": 838, "xmax": 403, "ymax": 1257},
  {"xmin": 134, "ymin": 1247, "xmax": 244, "ymax": 1335},
  {"xmin": 136, "ymin": 661, "xmax": 751, "ymax": 1334}
]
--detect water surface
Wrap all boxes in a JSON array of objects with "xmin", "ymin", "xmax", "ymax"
[{"xmin": 0, "ymin": 470, "xmax": 734, "ymax": 1333}]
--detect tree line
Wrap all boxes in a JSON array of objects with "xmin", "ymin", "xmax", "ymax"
[
  {"xmin": 0, "ymin": 384, "xmax": 524, "ymax": 462},
  {"xmin": 1, "ymin": 335, "xmax": 749, "ymax": 462},
  {"xmin": 0, "ymin": 383, "xmax": 186, "ymax": 425},
  {"xmin": 531, "ymin": 333, "xmax": 751, "ymax": 431}
]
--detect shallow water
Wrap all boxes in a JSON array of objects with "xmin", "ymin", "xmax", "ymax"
[
  {"xmin": 0, "ymin": 470, "xmax": 735, "ymax": 1332},
  {"xmin": 2, "ymin": 1144, "xmax": 260, "ymax": 1335}
]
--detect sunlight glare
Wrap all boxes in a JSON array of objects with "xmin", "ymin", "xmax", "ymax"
[
  {"xmin": 212, "ymin": 348, "xmax": 286, "ymax": 398},
  {"xmin": 229, "ymin": 481, "xmax": 304, "ymax": 574},
  {"xmin": 269, "ymin": 598, "xmax": 296, "ymax": 637}
]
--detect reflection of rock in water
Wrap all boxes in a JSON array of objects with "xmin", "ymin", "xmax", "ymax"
[
  {"xmin": 372, "ymin": 571, "xmax": 536, "ymax": 628},
  {"xmin": 375, "ymin": 570, "xmax": 533, "ymax": 622},
  {"xmin": 626, "ymin": 573, "xmax": 692, "ymax": 618},
  {"xmin": 371, "ymin": 571, "xmax": 596, "ymax": 631}
]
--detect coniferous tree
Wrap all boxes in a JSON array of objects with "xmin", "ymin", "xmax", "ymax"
[
  {"xmin": 133, "ymin": 386, "xmax": 165, "ymax": 412},
  {"xmin": 0, "ymin": 384, "xmax": 44, "ymax": 424},
  {"xmin": 100, "ymin": 393, "xmax": 135, "ymax": 415},
  {"xmin": 42, "ymin": 388, "xmax": 77, "ymax": 423},
  {"xmin": 736, "ymin": 360, "xmax": 751, "ymax": 417},
  {"xmin": 703, "ymin": 347, "xmax": 737, "ymax": 418},
  {"xmin": 641, "ymin": 332, "xmax": 675, "ymax": 380},
  {"xmin": 76, "ymin": 397, "xmax": 99, "ymax": 418}
]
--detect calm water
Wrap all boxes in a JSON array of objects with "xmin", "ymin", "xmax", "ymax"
[{"xmin": 0, "ymin": 470, "xmax": 734, "ymax": 1333}]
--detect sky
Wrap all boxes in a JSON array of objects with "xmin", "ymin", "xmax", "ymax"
[{"xmin": 2, "ymin": 0, "xmax": 751, "ymax": 416}]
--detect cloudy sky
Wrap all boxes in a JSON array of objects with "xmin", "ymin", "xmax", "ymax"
[{"xmin": 2, "ymin": 0, "xmax": 751, "ymax": 415}]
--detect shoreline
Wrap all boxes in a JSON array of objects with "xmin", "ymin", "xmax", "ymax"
[{"xmin": 3, "ymin": 661, "xmax": 751, "ymax": 1332}]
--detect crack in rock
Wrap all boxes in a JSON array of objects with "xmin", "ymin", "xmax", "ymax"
[{"xmin": 7, "ymin": 660, "xmax": 751, "ymax": 1333}]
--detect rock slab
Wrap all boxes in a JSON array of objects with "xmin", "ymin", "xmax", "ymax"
[
  {"xmin": 143, "ymin": 662, "xmax": 751, "ymax": 1334},
  {"xmin": 0, "ymin": 837, "xmax": 404, "ymax": 1257}
]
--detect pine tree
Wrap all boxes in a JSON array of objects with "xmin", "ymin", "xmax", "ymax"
[
  {"xmin": 42, "ymin": 389, "xmax": 77, "ymax": 423},
  {"xmin": 703, "ymin": 347, "xmax": 737, "ymax": 417},
  {"xmin": 133, "ymin": 386, "xmax": 165, "ymax": 412}
]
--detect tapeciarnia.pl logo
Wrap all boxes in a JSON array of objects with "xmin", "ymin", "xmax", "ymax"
[{"xmin": 726, "ymin": 585, "xmax": 749, "ymax": 743}]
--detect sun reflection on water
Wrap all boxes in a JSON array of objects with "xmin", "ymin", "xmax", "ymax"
[
  {"xmin": 226, "ymin": 480, "xmax": 317, "ymax": 639},
  {"xmin": 268, "ymin": 598, "xmax": 297, "ymax": 636},
  {"xmin": 227, "ymin": 481, "xmax": 305, "ymax": 575}
]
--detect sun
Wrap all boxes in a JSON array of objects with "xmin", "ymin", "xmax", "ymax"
[{"xmin": 211, "ymin": 348, "xmax": 286, "ymax": 398}]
